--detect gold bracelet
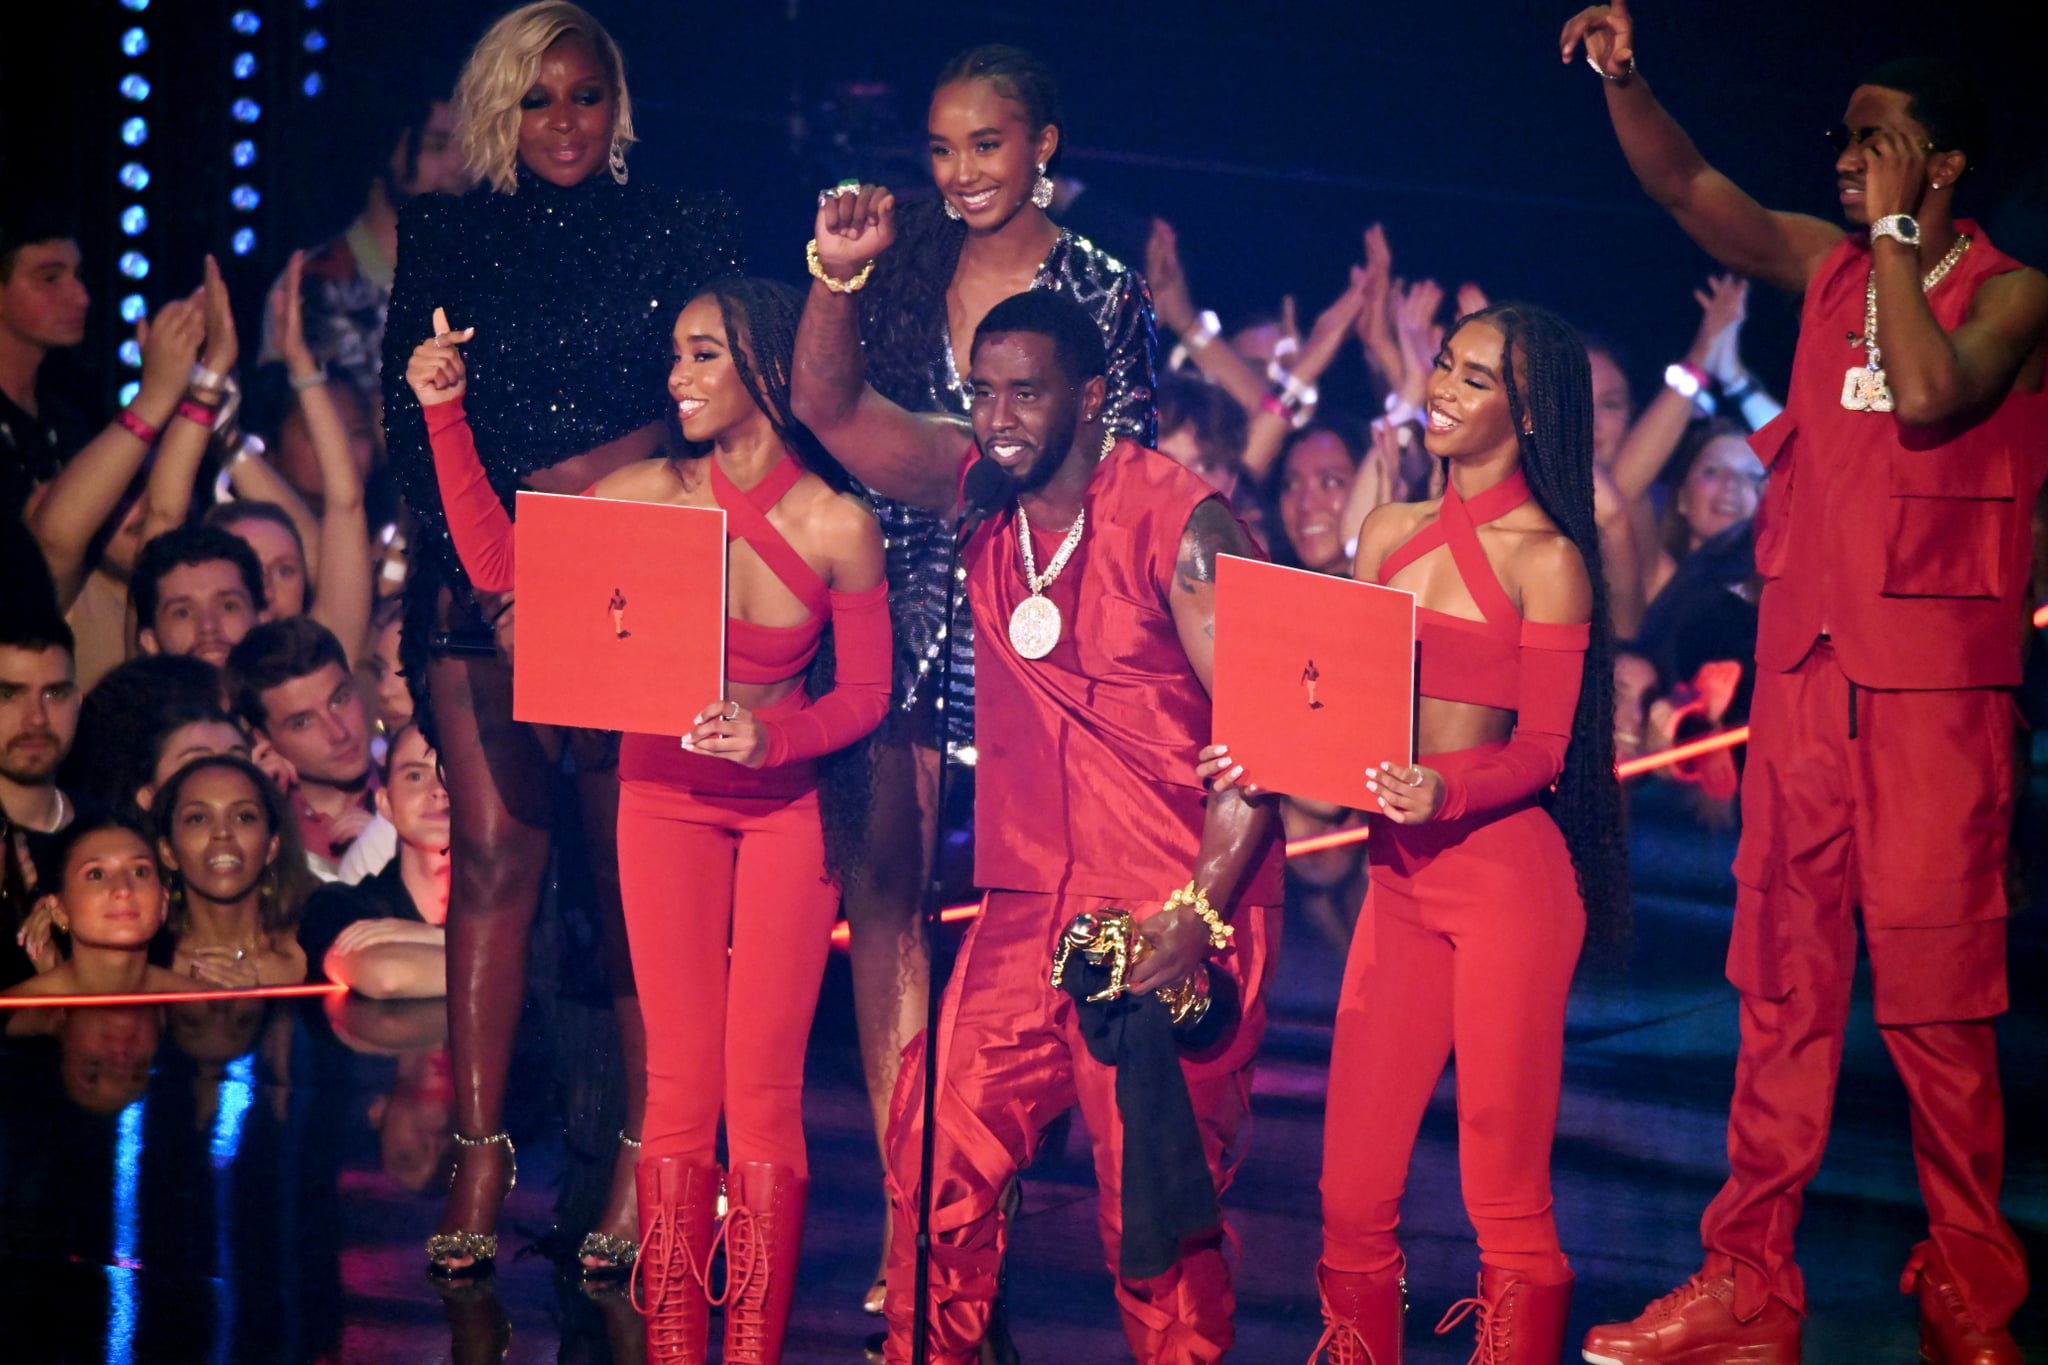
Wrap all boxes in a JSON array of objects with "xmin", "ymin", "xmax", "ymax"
[
  {"xmin": 1163, "ymin": 881, "xmax": 1233, "ymax": 951},
  {"xmin": 806, "ymin": 238, "xmax": 875, "ymax": 294}
]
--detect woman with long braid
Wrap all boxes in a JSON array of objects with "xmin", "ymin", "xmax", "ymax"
[
  {"xmin": 408, "ymin": 275, "xmax": 889, "ymax": 1365},
  {"xmin": 1205, "ymin": 303, "xmax": 1625, "ymax": 1365}
]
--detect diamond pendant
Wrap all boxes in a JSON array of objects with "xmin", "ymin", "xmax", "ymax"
[
  {"xmin": 1008, "ymin": 594, "xmax": 1062, "ymax": 660},
  {"xmin": 1841, "ymin": 365, "xmax": 1894, "ymax": 412}
]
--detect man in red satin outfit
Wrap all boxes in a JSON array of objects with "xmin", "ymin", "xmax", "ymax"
[
  {"xmin": 793, "ymin": 185, "xmax": 1283, "ymax": 1365},
  {"xmin": 1561, "ymin": 7, "xmax": 2048, "ymax": 1365}
]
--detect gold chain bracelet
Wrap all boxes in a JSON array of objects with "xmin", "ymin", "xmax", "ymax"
[
  {"xmin": 806, "ymin": 238, "xmax": 875, "ymax": 294},
  {"xmin": 1163, "ymin": 881, "xmax": 1234, "ymax": 951}
]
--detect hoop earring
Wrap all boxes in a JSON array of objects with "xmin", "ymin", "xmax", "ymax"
[
  {"xmin": 942, "ymin": 198, "xmax": 963, "ymax": 221},
  {"xmin": 608, "ymin": 137, "xmax": 629, "ymax": 185},
  {"xmin": 1030, "ymin": 162, "xmax": 1055, "ymax": 211}
]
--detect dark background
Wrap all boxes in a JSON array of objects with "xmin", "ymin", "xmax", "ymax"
[{"xmin": 7, "ymin": 0, "xmax": 2045, "ymax": 418}]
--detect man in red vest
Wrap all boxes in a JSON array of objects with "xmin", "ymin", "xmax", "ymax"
[
  {"xmin": 1562, "ymin": 6, "xmax": 2048, "ymax": 1365},
  {"xmin": 792, "ymin": 186, "xmax": 1283, "ymax": 1364}
]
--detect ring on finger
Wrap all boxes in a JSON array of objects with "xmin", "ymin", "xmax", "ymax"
[{"xmin": 722, "ymin": 702, "xmax": 740, "ymax": 722}]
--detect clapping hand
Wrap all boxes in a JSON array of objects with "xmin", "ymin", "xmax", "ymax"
[
  {"xmin": 1145, "ymin": 218, "xmax": 1199, "ymax": 336},
  {"xmin": 269, "ymin": 250, "xmax": 319, "ymax": 381},
  {"xmin": 1689, "ymin": 274, "xmax": 1751, "ymax": 385}
]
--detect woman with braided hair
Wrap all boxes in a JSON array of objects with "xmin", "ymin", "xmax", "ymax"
[
  {"xmin": 405, "ymin": 275, "xmax": 889, "ymax": 1364},
  {"xmin": 1204, "ymin": 302, "xmax": 1624, "ymax": 1365}
]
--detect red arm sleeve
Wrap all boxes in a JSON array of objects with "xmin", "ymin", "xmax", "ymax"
[
  {"xmin": 424, "ymin": 398, "xmax": 517, "ymax": 593},
  {"xmin": 1433, "ymin": 620, "xmax": 1589, "ymax": 821},
  {"xmin": 757, "ymin": 582, "xmax": 892, "ymax": 766}
]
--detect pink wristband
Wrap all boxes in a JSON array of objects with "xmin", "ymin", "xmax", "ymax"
[
  {"xmin": 116, "ymin": 409, "xmax": 162, "ymax": 446},
  {"xmin": 174, "ymin": 398, "xmax": 220, "ymax": 429}
]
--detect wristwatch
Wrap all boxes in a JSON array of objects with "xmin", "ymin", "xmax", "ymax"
[{"xmin": 1871, "ymin": 214, "xmax": 1921, "ymax": 248}]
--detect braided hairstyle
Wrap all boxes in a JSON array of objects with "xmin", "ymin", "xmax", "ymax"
[
  {"xmin": 1459, "ymin": 302, "xmax": 1630, "ymax": 939},
  {"xmin": 859, "ymin": 44, "xmax": 1065, "ymax": 412},
  {"xmin": 688, "ymin": 277, "xmax": 873, "ymax": 880}
]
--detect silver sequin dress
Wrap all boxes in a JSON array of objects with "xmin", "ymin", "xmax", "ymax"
[{"xmin": 868, "ymin": 225, "xmax": 1156, "ymax": 757}]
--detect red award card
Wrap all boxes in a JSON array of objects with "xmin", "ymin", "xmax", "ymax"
[
  {"xmin": 1212, "ymin": 554, "xmax": 1415, "ymax": 810},
  {"xmin": 512, "ymin": 492, "xmax": 727, "ymax": 736}
]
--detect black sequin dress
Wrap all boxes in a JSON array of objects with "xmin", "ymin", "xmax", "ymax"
[
  {"xmin": 381, "ymin": 168, "xmax": 743, "ymax": 714},
  {"xmin": 862, "ymin": 216, "xmax": 1156, "ymax": 757}
]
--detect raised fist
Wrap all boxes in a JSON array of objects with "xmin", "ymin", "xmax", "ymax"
[{"xmin": 812, "ymin": 183, "xmax": 897, "ymax": 279}]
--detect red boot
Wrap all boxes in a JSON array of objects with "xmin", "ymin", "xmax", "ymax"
[
  {"xmin": 631, "ymin": 1157, "xmax": 720, "ymax": 1364},
  {"xmin": 1902, "ymin": 1241, "xmax": 2022, "ymax": 1365},
  {"xmin": 1434, "ymin": 1267, "xmax": 1573, "ymax": 1364},
  {"xmin": 1580, "ymin": 1271, "xmax": 1800, "ymax": 1365},
  {"xmin": 720, "ymin": 1162, "xmax": 809, "ymax": 1365},
  {"xmin": 1311, "ymin": 1259, "xmax": 1406, "ymax": 1364}
]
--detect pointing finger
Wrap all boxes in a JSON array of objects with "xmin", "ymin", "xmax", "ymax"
[{"xmin": 432, "ymin": 306, "xmax": 449, "ymax": 335}]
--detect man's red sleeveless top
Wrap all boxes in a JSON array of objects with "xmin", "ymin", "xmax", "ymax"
[
  {"xmin": 967, "ymin": 443, "xmax": 1285, "ymax": 909},
  {"xmin": 1749, "ymin": 220, "xmax": 2048, "ymax": 689}
]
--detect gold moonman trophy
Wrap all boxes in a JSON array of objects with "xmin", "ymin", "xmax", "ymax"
[{"xmin": 1049, "ymin": 909, "xmax": 1212, "ymax": 1031}]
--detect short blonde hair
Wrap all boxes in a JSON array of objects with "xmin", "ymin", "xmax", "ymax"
[{"xmin": 453, "ymin": 1, "xmax": 636, "ymax": 194}]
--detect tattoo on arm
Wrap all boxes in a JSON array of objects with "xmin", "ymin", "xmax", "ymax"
[{"xmin": 1173, "ymin": 497, "xmax": 1248, "ymax": 596}]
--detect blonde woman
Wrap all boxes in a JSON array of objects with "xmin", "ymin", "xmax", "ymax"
[{"xmin": 379, "ymin": 0, "xmax": 741, "ymax": 1282}]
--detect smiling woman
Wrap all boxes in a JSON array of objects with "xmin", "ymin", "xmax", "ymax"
[{"xmin": 452, "ymin": 2, "xmax": 634, "ymax": 193}]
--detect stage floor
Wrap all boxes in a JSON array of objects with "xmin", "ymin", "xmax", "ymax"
[{"xmin": 2, "ymin": 784, "xmax": 2042, "ymax": 1364}]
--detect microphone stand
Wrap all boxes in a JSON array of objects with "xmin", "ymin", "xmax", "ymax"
[{"xmin": 910, "ymin": 489, "xmax": 999, "ymax": 1365}]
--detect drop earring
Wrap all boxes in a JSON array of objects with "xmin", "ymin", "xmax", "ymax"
[
  {"xmin": 608, "ymin": 136, "xmax": 628, "ymax": 184},
  {"xmin": 1031, "ymin": 162, "xmax": 1055, "ymax": 210},
  {"xmin": 943, "ymin": 198, "xmax": 964, "ymax": 221}
]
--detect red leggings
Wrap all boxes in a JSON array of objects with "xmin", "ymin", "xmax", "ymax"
[
  {"xmin": 616, "ymin": 733, "xmax": 841, "ymax": 1175},
  {"xmin": 882, "ymin": 889, "xmax": 1280, "ymax": 1365},
  {"xmin": 1321, "ymin": 746, "xmax": 1584, "ymax": 1282}
]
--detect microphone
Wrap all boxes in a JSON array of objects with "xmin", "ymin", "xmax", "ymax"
[{"xmin": 954, "ymin": 457, "xmax": 1016, "ymax": 541}]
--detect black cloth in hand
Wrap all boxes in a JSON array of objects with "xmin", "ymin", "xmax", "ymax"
[{"xmin": 1056, "ymin": 954, "xmax": 1219, "ymax": 1281}]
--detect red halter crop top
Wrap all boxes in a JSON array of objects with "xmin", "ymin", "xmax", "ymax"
[
  {"xmin": 423, "ymin": 398, "xmax": 889, "ymax": 766},
  {"xmin": 1376, "ymin": 469, "xmax": 1591, "ymax": 821}
]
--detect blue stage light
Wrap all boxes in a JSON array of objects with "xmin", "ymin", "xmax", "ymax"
[
  {"xmin": 231, "ymin": 10, "xmax": 260, "ymax": 34},
  {"xmin": 234, "ymin": 52, "xmax": 257, "ymax": 79},
  {"xmin": 231, "ymin": 185, "xmax": 260, "ymax": 212},
  {"xmin": 121, "ymin": 295, "xmax": 148, "ymax": 323},
  {"xmin": 119, "ymin": 340, "xmax": 142, "ymax": 368},
  {"xmin": 232, "ymin": 228, "xmax": 257, "ymax": 256},
  {"xmin": 303, "ymin": 29, "xmax": 326, "ymax": 52},
  {"xmin": 121, "ymin": 27, "xmax": 149, "ymax": 57},
  {"xmin": 232, "ymin": 98, "xmax": 261, "ymax": 123},
  {"xmin": 120, "ymin": 74, "xmax": 151, "ymax": 101},
  {"xmin": 121, "ymin": 206, "xmax": 148, "ymax": 236},
  {"xmin": 120, "ymin": 0, "xmax": 148, "ymax": 10},
  {"xmin": 121, "ymin": 118, "xmax": 149, "ymax": 146},
  {"xmin": 232, "ymin": 140, "xmax": 257, "ymax": 167},
  {"xmin": 119, "ymin": 162, "xmax": 150, "ymax": 191},
  {"xmin": 119, "ymin": 252, "xmax": 151, "ymax": 280},
  {"xmin": 302, "ymin": 73, "xmax": 324, "ymax": 97}
]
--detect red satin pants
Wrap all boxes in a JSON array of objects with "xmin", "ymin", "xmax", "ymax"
[
  {"xmin": 1321, "ymin": 752, "xmax": 1585, "ymax": 1283},
  {"xmin": 1703, "ymin": 643, "xmax": 2026, "ymax": 1327},
  {"xmin": 881, "ymin": 889, "xmax": 1280, "ymax": 1365},
  {"xmin": 615, "ymin": 754, "xmax": 840, "ymax": 1174}
]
